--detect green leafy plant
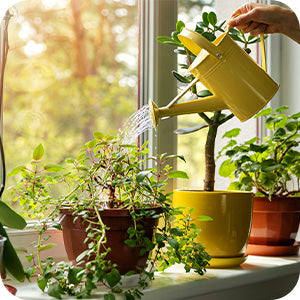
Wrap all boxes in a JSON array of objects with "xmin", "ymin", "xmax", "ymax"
[
  {"xmin": 157, "ymin": 11, "xmax": 264, "ymax": 191},
  {"xmin": 219, "ymin": 106, "xmax": 300, "ymax": 198},
  {"xmin": 0, "ymin": 202, "xmax": 26, "ymax": 282},
  {"xmin": 9, "ymin": 132, "xmax": 211, "ymax": 299}
]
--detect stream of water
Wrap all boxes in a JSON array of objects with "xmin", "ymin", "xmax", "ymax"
[{"xmin": 117, "ymin": 104, "xmax": 154, "ymax": 145}]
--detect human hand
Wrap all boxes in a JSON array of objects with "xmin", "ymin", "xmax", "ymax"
[{"xmin": 229, "ymin": 2, "xmax": 300, "ymax": 43}]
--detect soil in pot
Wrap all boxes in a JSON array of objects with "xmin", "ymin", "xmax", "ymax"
[{"xmin": 59, "ymin": 207, "xmax": 160, "ymax": 275}]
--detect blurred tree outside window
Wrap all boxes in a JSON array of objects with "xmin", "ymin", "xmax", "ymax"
[{"xmin": 3, "ymin": 0, "xmax": 138, "ymax": 213}]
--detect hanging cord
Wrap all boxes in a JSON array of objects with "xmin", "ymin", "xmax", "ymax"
[{"xmin": 0, "ymin": 11, "xmax": 12, "ymax": 198}]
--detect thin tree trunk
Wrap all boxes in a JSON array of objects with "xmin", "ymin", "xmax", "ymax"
[
  {"xmin": 204, "ymin": 124, "xmax": 218, "ymax": 191},
  {"xmin": 70, "ymin": 0, "xmax": 90, "ymax": 78}
]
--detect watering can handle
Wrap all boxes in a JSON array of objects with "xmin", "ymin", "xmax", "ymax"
[
  {"xmin": 178, "ymin": 26, "xmax": 267, "ymax": 72},
  {"xmin": 178, "ymin": 28, "xmax": 222, "ymax": 59}
]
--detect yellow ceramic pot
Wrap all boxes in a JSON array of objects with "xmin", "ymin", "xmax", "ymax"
[{"xmin": 173, "ymin": 190, "xmax": 253, "ymax": 268}]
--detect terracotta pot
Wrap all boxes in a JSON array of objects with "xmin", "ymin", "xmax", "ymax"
[
  {"xmin": 59, "ymin": 207, "xmax": 160, "ymax": 275},
  {"xmin": 247, "ymin": 196, "xmax": 300, "ymax": 256},
  {"xmin": 173, "ymin": 190, "xmax": 253, "ymax": 268}
]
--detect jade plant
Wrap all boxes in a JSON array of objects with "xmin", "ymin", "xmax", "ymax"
[
  {"xmin": 219, "ymin": 106, "xmax": 300, "ymax": 198},
  {"xmin": 157, "ymin": 11, "xmax": 264, "ymax": 191},
  {"xmin": 9, "ymin": 132, "xmax": 211, "ymax": 299}
]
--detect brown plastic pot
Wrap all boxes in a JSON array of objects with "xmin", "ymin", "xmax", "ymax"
[
  {"xmin": 59, "ymin": 207, "xmax": 160, "ymax": 275},
  {"xmin": 247, "ymin": 196, "xmax": 300, "ymax": 256}
]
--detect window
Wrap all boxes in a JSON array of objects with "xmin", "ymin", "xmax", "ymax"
[{"xmin": 2, "ymin": 0, "xmax": 139, "ymax": 214}]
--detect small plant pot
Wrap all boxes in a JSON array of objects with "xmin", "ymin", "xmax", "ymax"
[
  {"xmin": 173, "ymin": 190, "xmax": 253, "ymax": 268},
  {"xmin": 247, "ymin": 196, "xmax": 300, "ymax": 256},
  {"xmin": 59, "ymin": 207, "xmax": 160, "ymax": 275}
]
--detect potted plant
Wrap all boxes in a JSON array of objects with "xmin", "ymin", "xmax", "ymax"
[
  {"xmin": 219, "ymin": 106, "xmax": 300, "ymax": 256},
  {"xmin": 9, "ymin": 132, "xmax": 211, "ymax": 299},
  {"xmin": 156, "ymin": 12, "xmax": 262, "ymax": 267},
  {"xmin": 0, "ymin": 182, "xmax": 26, "ymax": 295}
]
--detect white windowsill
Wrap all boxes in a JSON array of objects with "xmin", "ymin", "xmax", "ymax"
[{"xmin": 5, "ymin": 255, "xmax": 300, "ymax": 300}]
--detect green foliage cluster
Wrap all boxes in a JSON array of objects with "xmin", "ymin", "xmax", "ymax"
[
  {"xmin": 157, "ymin": 11, "xmax": 264, "ymax": 191},
  {"xmin": 9, "ymin": 133, "xmax": 211, "ymax": 299},
  {"xmin": 219, "ymin": 106, "xmax": 300, "ymax": 198}
]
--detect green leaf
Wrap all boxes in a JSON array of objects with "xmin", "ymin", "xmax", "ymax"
[
  {"xmin": 285, "ymin": 121, "xmax": 297, "ymax": 132},
  {"xmin": 274, "ymin": 128, "xmax": 286, "ymax": 137},
  {"xmin": 197, "ymin": 216, "xmax": 213, "ymax": 221},
  {"xmin": 172, "ymin": 31, "xmax": 181, "ymax": 44},
  {"xmin": 172, "ymin": 71, "xmax": 191, "ymax": 83},
  {"xmin": 197, "ymin": 89, "xmax": 213, "ymax": 98},
  {"xmin": 47, "ymin": 282, "xmax": 63, "ymax": 299},
  {"xmin": 222, "ymin": 128, "xmax": 241, "ymax": 139},
  {"xmin": 0, "ymin": 201, "xmax": 26, "ymax": 229},
  {"xmin": 275, "ymin": 106, "xmax": 289, "ymax": 113},
  {"xmin": 156, "ymin": 36, "xmax": 181, "ymax": 46},
  {"xmin": 168, "ymin": 170, "xmax": 189, "ymax": 179},
  {"xmin": 261, "ymin": 159, "xmax": 280, "ymax": 172},
  {"xmin": 249, "ymin": 144, "xmax": 269, "ymax": 153},
  {"xmin": 170, "ymin": 228, "xmax": 184, "ymax": 236},
  {"xmin": 174, "ymin": 124, "xmax": 208, "ymax": 134},
  {"xmin": 7, "ymin": 166, "xmax": 26, "ymax": 176},
  {"xmin": 241, "ymin": 161, "xmax": 261, "ymax": 172},
  {"xmin": 255, "ymin": 107, "xmax": 272, "ymax": 118},
  {"xmin": 168, "ymin": 238, "xmax": 179, "ymax": 250},
  {"xmin": 291, "ymin": 112, "xmax": 300, "ymax": 119},
  {"xmin": 259, "ymin": 172, "xmax": 277, "ymax": 188},
  {"xmin": 136, "ymin": 170, "xmax": 151, "ymax": 183},
  {"xmin": 38, "ymin": 243, "xmax": 56, "ymax": 252},
  {"xmin": 219, "ymin": 159, "xmax": 235, "ymax": 177},
  {"xmin": 0, "ymin": 224, "xmax": 25, "ymax": 282},
  {"xmin": 207, "ymin": 12, "xmax": 217, "ymax": 27},
  {"xmin": 125, "ymin": 293, "xmax": 135, "ymax": 300},
  {"xmin": 201, "ymin": 32, "xmax": 216, "ymax": 41},
  {"xmin": 227, "ymin": 181, "xmax": 241, "ymax": 190},
  {"xmin": 33, "ymin": 144, "xmax": 44, "ymax": 161},
  {"xmin": 202, "ymin": 12, "xmax": 209, "ymax": 26},
  {"xmin": 106, "ymin": 269, "xmax": 121, "ymax": 288},
  {"xmin": 165, "ymin": 154, "xmax": 186, "ymax": 162},
  {"xmin": 104, "ymin": 294, "xmax": 115, "ymax": 300},
  {"xmin": 85, "ymin": 278, "xmax": 97, "ymax": 291},
  {"xmin": 37, "ymin": 278, "xmax": 48, "ymax": 292},
  {"xmin": 67, "ymin": 267, "xmax": 85, "ymax": 285},
  {"xmin": 52, "ymin": 222, "xmax": 62, "ymax": 231},
  {"xmin": 44, "ymin": 164, "xmax": 64, "ymax": 172},
  {"xmin": 94, "ymin": 131, "xmax": 104, "ymax": 139},
  {"xmin": 247, "ymin": 161, "xmax": 261, "ymax": 172},
  {"xmin": 176, "ymin": 20, "xmax": 185, "ymax": 33}
]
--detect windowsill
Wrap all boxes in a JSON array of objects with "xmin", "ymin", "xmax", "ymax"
[{"xmin": 5, "ymin": 255, "xmax": 300, "ymax": 300}]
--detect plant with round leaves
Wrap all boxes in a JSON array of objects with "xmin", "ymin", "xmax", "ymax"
[{"xmin": 219, "ymin": 106, "xmax": 300, "ymax": 198}]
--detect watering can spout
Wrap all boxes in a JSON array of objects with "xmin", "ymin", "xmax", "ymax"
[{"xmin": 149, "ymin": 96, "xmax": 227, "ymax": 129}]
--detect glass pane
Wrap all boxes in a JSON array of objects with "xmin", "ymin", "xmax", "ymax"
[
  {"xmin": 2, "ymin": 0, "xmax": 138, "ymax": 212},
  {"xmin": 177, "ymin": 0, "xmax": 214, "ymax": 189}
]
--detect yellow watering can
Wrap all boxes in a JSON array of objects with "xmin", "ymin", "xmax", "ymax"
[{"xmin": 149, "ymin": 26, "xmax": 279, "ymax": 129}]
